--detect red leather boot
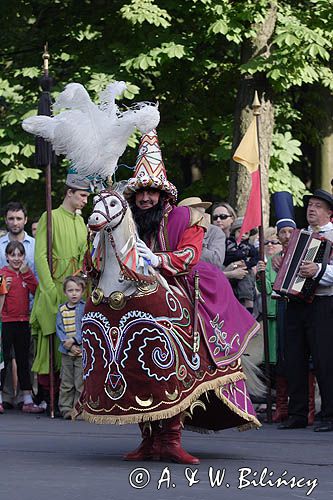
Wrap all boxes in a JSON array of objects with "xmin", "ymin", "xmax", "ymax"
[
  {"xmin": 272, "ymin": 376, "xmax": 288, "ymax": 423},
  {"xmin": 123, "ymin": 422, "xmax": 160, "ymax": 461},
  {"xmin": 159, "ymin": 414, "xmax": 200, "ymax": 464},
  {"xmin": 307, "ymin": 372, "xmax": 316, "ymax": 426}
]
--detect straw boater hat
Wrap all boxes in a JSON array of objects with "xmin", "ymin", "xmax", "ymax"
[
  {"xmin": 124, "ymin": 129, "xmax": 177, "ymax": 203},
  {"xmin": 177, "ymin": 197, "xmax": 212, "ymax": 210}
]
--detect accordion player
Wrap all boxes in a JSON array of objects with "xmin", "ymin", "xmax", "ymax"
[{"xmin": 273, "ymin": 229, "xmax": 332, "ymax": 302}]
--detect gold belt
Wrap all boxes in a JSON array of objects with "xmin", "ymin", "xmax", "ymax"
[{"xmin": 91, "ymin": 282, "xmax": 158, "ymax": 310}]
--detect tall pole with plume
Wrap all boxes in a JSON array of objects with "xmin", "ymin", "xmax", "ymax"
[
  {"xmin": 35, "ymin": 44, "xmax": 55, "ymax": 418},
  {"xmin": 232, "ymin": 91, "xmax": 272, "ymax": 422}
]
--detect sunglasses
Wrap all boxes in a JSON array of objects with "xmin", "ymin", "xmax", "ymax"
[
  {"xmin": 264, "ymin": 240, "xmax": 280, "ymax": 245},
  {"xmin": 213, "ymin": 214, "xmax": 232, "ymax": 221}
]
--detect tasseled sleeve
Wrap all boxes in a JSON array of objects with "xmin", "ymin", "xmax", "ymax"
[{"xmin": 157, "ymin": 226, "xmax": 204, "ymax": 276}]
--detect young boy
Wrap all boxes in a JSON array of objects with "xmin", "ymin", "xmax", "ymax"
[{"xmin": 56, "ymin": 276, "xmax": 85, "ymax": 419}]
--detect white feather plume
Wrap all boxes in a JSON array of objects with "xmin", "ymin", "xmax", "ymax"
[
  {"xmin": 99, "ymin": 81, "xmax": 127, "ymax": 117},
  {"xmin": 53, "ymin": 83, "xmax": 92, "ymax": 111},
  {"xmin": 22, "ymin": 115, "xmax": 56, "ymax": 142},
  {"xmin": 22, "ymin": 81, "xmax": 160, "ymax": 178}
]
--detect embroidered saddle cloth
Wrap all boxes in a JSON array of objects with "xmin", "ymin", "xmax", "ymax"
[{"xmin": 75, "ymin": 284, "xmax": 260, "ymax": 431}]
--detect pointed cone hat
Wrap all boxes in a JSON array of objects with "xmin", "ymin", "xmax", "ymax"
[
  {"xmin": 124, "ymin": 129, "xmax": 177, "ymax": 203},
  {"xmin": 272, "ymin": 191, "xmax": 296, "ymax": 231}
]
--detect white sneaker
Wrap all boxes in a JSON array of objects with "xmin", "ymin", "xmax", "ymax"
[{"xmin": 39, "ymin": 401, "xmax": 48, "ymax": 410}]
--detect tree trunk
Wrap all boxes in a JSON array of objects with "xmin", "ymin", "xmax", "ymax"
[
  {"xmin": 229, "ymin": 2, "xmax": 277, "ymax": 227},
  {"xmin": 191, "ymin": 160, "xmax": 203, "ymax": 183},
  {"xmin": 319, "ymin": 91, "xmax": 333, "ymax": 192},
  {"xmin": 321, "ymin": 135, "xmax": 333, "ymax": 191}
]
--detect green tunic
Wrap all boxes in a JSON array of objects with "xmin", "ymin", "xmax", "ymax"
[
  {"xmin": 256, "ymin": 256, "xmax": 278, "ymax": 364},
  {"xmin": 31, "ymin": 205, "xmax": 87, "ymax": 374}
]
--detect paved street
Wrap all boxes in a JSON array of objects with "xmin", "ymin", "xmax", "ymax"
[{"xmin": 0, "ymin": 410, "xmax": 332, "ymax": 500}]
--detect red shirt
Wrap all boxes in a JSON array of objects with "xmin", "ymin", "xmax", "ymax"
[{"xmin": 0, "ymin": 266, "xmax": 38, "ymax": 322}]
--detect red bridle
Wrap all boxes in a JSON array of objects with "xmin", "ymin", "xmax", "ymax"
[{"xmin": 92, "ymin": 189, "xmax": 128, "ymax": 230}]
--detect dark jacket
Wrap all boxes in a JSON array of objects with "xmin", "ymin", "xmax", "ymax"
[{"xmin": 224, "ymin": 236, "xmax": 259, "ymax": 270}]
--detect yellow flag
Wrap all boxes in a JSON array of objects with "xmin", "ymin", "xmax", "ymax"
[{"xmin": 233, "ymin": 117, "xmax": 259, "ymax": 173}]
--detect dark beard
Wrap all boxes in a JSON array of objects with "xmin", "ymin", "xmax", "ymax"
[{"xmin": 131, "ymin": 199, "xmax": 164, "ymax": 242}]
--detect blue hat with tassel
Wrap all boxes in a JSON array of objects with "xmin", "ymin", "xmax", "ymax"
[{"xmin": 272, "ymin": 192, "xmax": 296, "ymax": 232}]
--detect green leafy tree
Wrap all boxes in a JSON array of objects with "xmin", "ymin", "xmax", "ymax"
[{"xmin": 0, "ymin": 0, "xmax": 332, "ymax": 224}]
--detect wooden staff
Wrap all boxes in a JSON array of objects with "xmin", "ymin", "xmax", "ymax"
[
  {"xmin": 253, "ymin": 91, "xmax": 272, "ymax": 423},
  {"xmin": 36, "ymin": 44, "xmax": 55, "ymax": 418}
]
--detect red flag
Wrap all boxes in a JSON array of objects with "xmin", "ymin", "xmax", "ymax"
[{"xmin": 232, "ymin": 118, "xmax": 261, "ymax": 243}]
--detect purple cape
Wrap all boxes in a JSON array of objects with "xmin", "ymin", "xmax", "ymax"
[{"xmin": 158, "ymin": 205, "xmax": 259, "ymax": 367}]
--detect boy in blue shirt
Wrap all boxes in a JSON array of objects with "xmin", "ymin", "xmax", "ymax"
[{"xmin": 56, "ymin": 276, "xmax": 85, "ymax": 419}]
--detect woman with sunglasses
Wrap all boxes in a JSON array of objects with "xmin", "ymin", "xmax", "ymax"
[
  {"xmin": 264, "ymin": 227, "xmax": 282, "ymax": 259},
  {"xmin": 212, "ymin": 202, "xmax": 236, "ymax": 237},
  {"xmin": 212, "ymin": 202, "xmax": 249, "ymax": 281}
]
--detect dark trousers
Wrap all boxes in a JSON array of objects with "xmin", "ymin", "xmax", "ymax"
[
  {"xmin": 1, "ymin": 321, "xmax": 32, "ymax": 391},
  {"xmin": 285, "ymin": 296, "xmax": 333, "ymax": 420}
]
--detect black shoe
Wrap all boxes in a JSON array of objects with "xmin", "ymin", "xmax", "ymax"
[
  {"xmin": 278, "ymin": 417, "xmax": 307, "ymax": 429},
  {"xmin": 313, "ymin": 421, "xmax": 333, "ymax": 432}
]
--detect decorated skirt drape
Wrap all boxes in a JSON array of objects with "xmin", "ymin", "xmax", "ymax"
[{"xmin": 75, "ymin": 284, "xmax": 260, "ymax": 431}]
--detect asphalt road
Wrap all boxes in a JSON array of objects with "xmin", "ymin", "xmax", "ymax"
[{"xmin": 0, "ymin": 411, "xmax": 332, "ymax": 500}]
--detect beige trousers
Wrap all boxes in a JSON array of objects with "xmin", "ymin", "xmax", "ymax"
[{"xmin": 59, "ymin": 354, "xmax": 83, "ymax": 417}]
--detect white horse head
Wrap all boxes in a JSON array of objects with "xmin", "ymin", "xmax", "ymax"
[
  {"xmin": 88, "ymin": 189, "xmax": 148, "ymax": 296},
  {"xmin": 89, "ymin": 190, "xmax": 130, "ymax": 232},
  {"xmin": 89, "ymin": 188, "xmax": 138, "ymax": 270}
]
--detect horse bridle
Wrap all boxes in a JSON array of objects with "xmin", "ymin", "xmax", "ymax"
[
  {"xmin": 91, "ymin": 188, "xmax": 157, "ymax": 288},
  {"xmin": 92, "ymin": 189, "xmax": 128, "ymax": 230}
]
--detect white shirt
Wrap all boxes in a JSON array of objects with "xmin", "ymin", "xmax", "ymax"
[
  {"xmin": 308, "ymin": 222, "xmax": 333, "ymax": 294},
  {"xmin": 0, "ymin": 231, "xmax": 36, "ymax": 274}
]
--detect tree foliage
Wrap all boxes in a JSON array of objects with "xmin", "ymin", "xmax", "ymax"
[{"xmin": 0, "ymin": 0, "xmax": 332, "ymax": 220}]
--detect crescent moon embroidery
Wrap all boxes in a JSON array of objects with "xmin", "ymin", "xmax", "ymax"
[
  {"xmin": 88, "ymin": 396, "xmax": 100, "ymax": 409},
  {"xmin": 165, "ymin": 388, "xmax": 179, "ymax": 401},
  {"xmin": 189, "ymin": 400, "xmax": 206, "ymax": 415},
  {"xmin": 105, "ymin": 384, "xmax": 124, "ymax": 400},
  {"xmin": 135, "ymin": 394, "xmax": 153, "ymax": 407}
]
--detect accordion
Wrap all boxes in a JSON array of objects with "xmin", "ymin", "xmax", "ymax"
[{"xmin": 273, "ymin": 229, "xmax": 332, "ymax": 302}]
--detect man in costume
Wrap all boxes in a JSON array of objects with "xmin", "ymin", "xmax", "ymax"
[
  {"xmin": 22, "ymin": 81, "xmax": 261, "ymax": 462},
  {"xmin": 31, "ymin": 172, "xmax": 90, "ymax": 412},
  {"xmin": 121, "ymin": 129, "xmax": 260, "ymax": 462},
  {"xmin": 277, "ymin": 189, "xmax": 333, "ymax": 431}
]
